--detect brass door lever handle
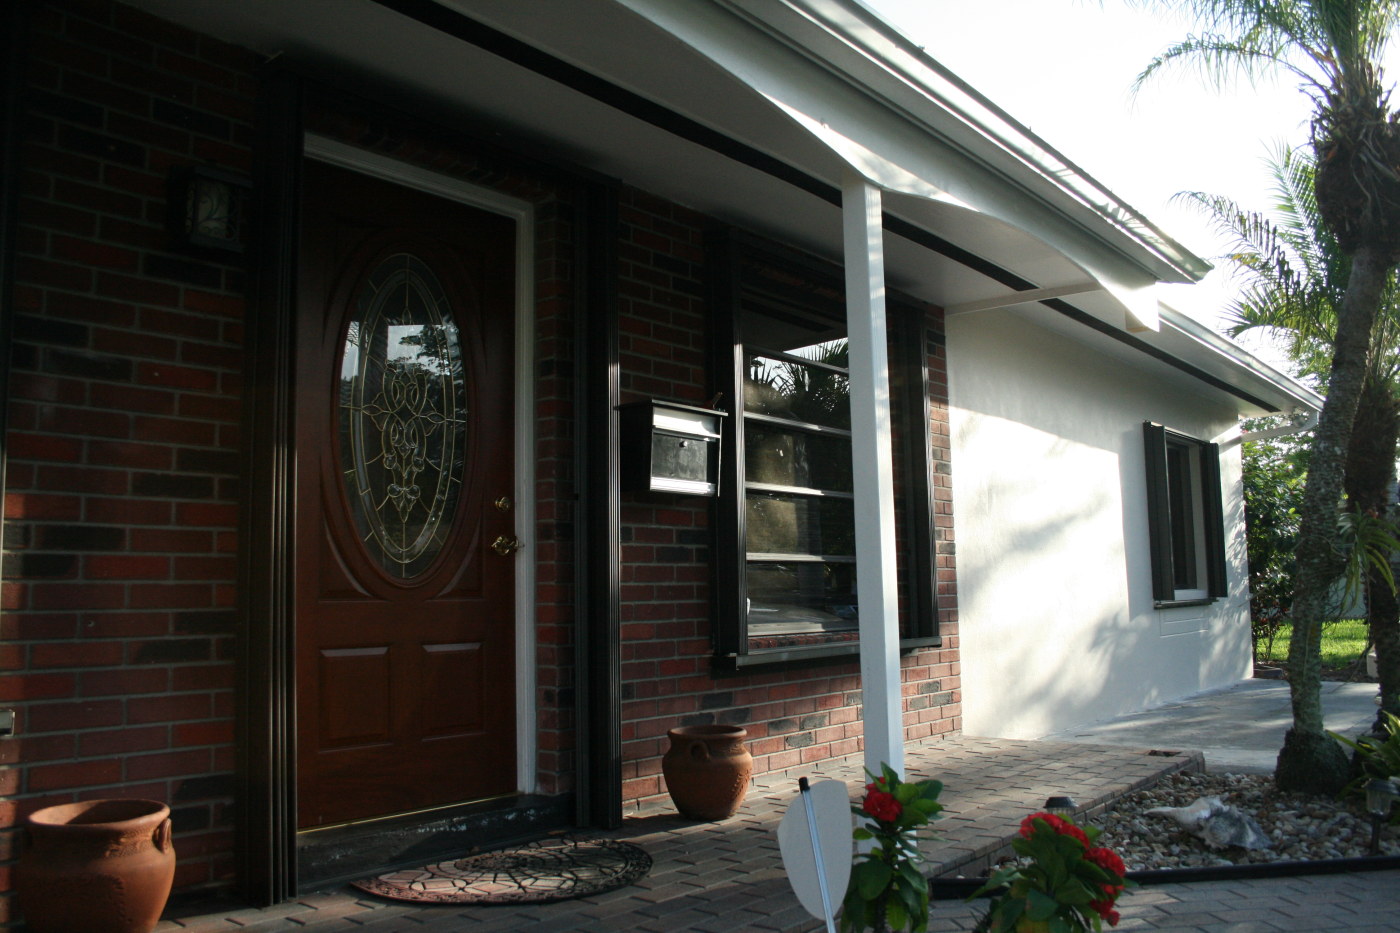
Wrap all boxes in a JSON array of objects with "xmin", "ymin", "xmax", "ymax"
[{"xmin": 491, "ymin": 534, "xmax": 523, "ymax": 556}]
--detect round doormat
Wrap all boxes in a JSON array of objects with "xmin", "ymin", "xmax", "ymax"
[{"xmin": 351, "ymin": 837, "xmax": 652, "ymax": 905}]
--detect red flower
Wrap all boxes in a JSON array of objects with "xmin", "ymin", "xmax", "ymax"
[
  {"xmin": 1085, "ymin": 846, "xmax": 1126, "ymax": 879},
  {"xmin": 1019, "ymin": 812, "xmax": 1056, "ymax": 837},
  {"xmin": 862, "ymin": 788, "xmax": 902, "ymax": 823},
  {"xmin": 1085, "ymin": 846, "xmax": 1126, "ymax": 925},
  {"xmin": 1019, "ymin": 812, "xmax": 1088, "ymax": 847},
  {"xmin": 1088, "ymin": 902, "xmax": 1121, "ymax": 926}
]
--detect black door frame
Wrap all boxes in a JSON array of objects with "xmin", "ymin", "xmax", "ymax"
[
  {"xmin": 0, "ymin": 2, "xmax": 30, "ymax": 594},
  {"xmin": 238, "ymin": 68, "xmax": 622, "ymax": 904}
]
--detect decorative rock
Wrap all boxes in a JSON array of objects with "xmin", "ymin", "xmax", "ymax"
[
  {"xmin": 1092, "ymin": 771, "xmax": 1399, "ymax": 871},
  {"xmin": 1145, "ymin": 795, "xmax": 1273, "ymax": 850}
]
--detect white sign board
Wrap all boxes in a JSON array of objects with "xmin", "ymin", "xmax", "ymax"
[{"xmin": 778, "ymin": 779, "xmax": 852, "ymax": 931}]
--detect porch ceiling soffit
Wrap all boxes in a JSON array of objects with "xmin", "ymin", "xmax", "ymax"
[
  {"xmin": 120, "ymin": 0, "xmax": 852, "ymax": 259},
  {"xmin": 132, "ymin": 0, "xmax": 1186, "ymax": 336},
  {"xmin": 607, "ymin": 0, "xmax": 1217, "ymax": 333},
  {"xmin": 416, "ymin": 0, "xmax": 1309, "ymax": 411},
  {"xmin": 455, "ymin": 0, "xmax": 1144, "ymax": 326},
  {"xmin": 122, "ymin": 0, "xmax": 1303, "ymax": 400}
]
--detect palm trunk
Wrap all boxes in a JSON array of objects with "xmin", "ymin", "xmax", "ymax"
[
  {"xmin": 1376, "ymin": 498, "xmax": 1400, "ymax": 726},
  {"xmin": 1278, "ymin": 242, "xmax": 1391, "ymax": 793},
  {"xmin": 1344, "ymin": 377, "xmax": 1400, "ymax": 730}
]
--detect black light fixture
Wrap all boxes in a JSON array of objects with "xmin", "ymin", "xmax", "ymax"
[
  {"xmin": 1043, "ymin": 796, "xmax": 1077, "ymax": 821},
  {"xmin": 1364, "ymin": 777, "xmax": 1397, "ymax": 855},
  {"xmin": 169, "ymin": 165, "xmax": 250, "ymax": 253}
]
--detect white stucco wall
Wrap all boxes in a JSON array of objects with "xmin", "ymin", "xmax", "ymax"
[{"xmin": 947, "ymin": 309, "xmax": 1252, "ymax": 739}]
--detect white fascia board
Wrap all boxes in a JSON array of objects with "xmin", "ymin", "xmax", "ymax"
[{"xmin": 1158, "ymin": 305, "xmax": 1323, "ymax": 415}]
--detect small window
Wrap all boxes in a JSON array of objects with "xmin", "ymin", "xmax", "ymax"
[
  {"xmin": 1143, "ymin": 423, "xmax": 1226, "ymax": 604},
  {"xmin": 711, "ymin": 234, "xmax": 939, "ymax": 667}
]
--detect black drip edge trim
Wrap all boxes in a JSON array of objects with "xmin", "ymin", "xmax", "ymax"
[{"xmin": 929, "ymin": 853, "xmax": 1400, "ymax": 900}]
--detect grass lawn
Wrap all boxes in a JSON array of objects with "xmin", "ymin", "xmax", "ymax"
[{"xmin": 1259, "ymin": 618, "xmax": 1371, "ymax": 672}]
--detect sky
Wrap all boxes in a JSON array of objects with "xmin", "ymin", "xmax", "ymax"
[{"xmin": 863, "ymin": 0, "xmax": 1385, "ymax": 370}]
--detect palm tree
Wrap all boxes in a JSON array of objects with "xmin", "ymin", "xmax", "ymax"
[
  {"xmin": 1132, "ymin": 0, "xmax": 1400, "ymax": 793},
  {"xmin": 1180, "ymin": 146, "xmax": 1400, "ymax": 745}
]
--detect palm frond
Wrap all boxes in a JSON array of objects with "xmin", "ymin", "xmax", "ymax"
[
  {"xmin": 1174, "ymin": 184, "xmax": 1328, "ymax": 325},
  {"xmin": 1133, "ymin": 32, "xmax": 1321, "ymax": 94},
  {"xmin": 1129, "ymin": 0, "xmax": 1400, "ymax": 116},
  {"xmin": 1184, "ymin": 143, "xmax": 1400, "ymax": 388}
]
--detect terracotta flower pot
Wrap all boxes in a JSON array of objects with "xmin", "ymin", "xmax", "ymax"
[
  {"xmin": 18, "ymin": 798, "xmax": 175, "ymax": 933},
  {"xmin": 661, "ymin": 724, "xmax": 752, "ymax": 820}
]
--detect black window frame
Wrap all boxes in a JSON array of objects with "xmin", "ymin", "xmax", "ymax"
[
  {"xmin": 709, "ymin": 231, "xmax": 940, "ymax": 669},
  {"xmin": 1143, "ymin": 422, "xmax": 1228, "ymax": 606}
]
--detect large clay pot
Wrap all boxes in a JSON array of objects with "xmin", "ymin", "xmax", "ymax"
[
  {"xmin": 661, "ymin": 725, "xmax": 753, "ymax": 820},
  {"xmin": 18, "ymin": 798, "xmax": 175, "ymax": 933}
]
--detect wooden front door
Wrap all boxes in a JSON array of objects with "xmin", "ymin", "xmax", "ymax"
[{"xmin": 295, "ymin": 160, "xmax": 518, "ymax": 829}]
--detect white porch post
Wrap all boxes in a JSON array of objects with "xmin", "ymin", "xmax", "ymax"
[{"xmin": 841, "ymin": 171, "xmax": 903, "ymax": 778}]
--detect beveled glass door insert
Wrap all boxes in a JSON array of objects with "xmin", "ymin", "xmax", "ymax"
[{"xmin": 339, "ymin": 252, "xmax": 469, "ymax": 580}]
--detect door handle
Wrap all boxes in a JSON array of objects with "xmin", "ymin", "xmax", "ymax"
[{"xmin": 491, "ymin": 534, "xmax": 523, "ymax": 556}]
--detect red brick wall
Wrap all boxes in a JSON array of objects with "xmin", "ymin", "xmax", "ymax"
[
  {"xmin": 528, "ymin": 194, "xmax": 583, "ymax": 797},
  {"xmin": 613, "ymin": 189, "xmax": 961, "ymax": 806},
  {"xmin": 0, "ymin": 0, "xmax": 961, "ymax": 917},
  {"xmin": 3, "ymin": 0, "xmax": 259, "ymax": 905}
]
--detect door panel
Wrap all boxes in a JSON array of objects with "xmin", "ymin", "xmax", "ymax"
[
  {"xmin": 318, "ymin": 647, "xmax": 392, "ymax": 747},
  {"xmin": 420, "ymin": 642, "xmax": 485, "ymax": 736},
  {"xmin": 296, "ymin": 160, "xmax": 517, "ymax": 829}
]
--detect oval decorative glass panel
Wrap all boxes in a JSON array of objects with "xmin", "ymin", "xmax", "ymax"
[{"xmin": 339, "ymin": 252, "xmax": 469, "ymax": 579}]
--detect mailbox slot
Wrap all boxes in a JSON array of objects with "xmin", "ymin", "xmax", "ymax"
[{"xmin": 619, "ymin": 400, "xmax": 726, "ymax": 496}]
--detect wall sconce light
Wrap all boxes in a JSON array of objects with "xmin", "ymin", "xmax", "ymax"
[{"xmin": 169, "ymin": 165, "xmax": 250, "ymax": 254}]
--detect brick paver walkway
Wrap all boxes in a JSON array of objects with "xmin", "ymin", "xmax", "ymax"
[{"xmin": 153, "ymin": 736, "xmax": 1400, "ymax": 932}]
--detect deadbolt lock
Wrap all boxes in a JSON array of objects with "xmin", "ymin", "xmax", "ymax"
[{"xmin": 494, "ymin": 496, "xmax": 512, "ymax": 512}]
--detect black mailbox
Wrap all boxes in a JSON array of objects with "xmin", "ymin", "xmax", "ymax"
[{"xmin": 619, "ymin": 400, "xmax": 726, "ymax": 496}]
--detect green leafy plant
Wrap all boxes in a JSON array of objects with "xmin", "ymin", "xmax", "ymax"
[
  {"xmin": 1331, "ymin": 710, "xmax": 1400, "ymax": 820},
  {"xmin": 971, "ymin": 812, "xmax": 1131, "ymax": 932},
  {"xmin": 1335, "ymin": 510, "xmax": 1400, "ymax": 607},
  {"xmin": 840, "ymin": 764, "xmax": 943, "ymax": 933},
  {"xmin": 1241, "ymin": 421, "xmax": 1305, "ymax": 663}
]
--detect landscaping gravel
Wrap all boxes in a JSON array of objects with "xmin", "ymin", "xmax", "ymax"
[{"xmin": 1091, "ymin": 769, "xmax": 1400, "ymax": 870}]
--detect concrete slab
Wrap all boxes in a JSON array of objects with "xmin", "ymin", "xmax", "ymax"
[{"xmin": 1038, "ymin": 678, "xmax": 1382, "ymax": 774}]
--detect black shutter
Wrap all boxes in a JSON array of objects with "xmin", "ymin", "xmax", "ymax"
[
  {"xmin": 707, "ymin": 230, "xmax": 747, "ymax": 659},
  {"xmin": 1200, "ymin": 442, "xmax": 1228, "ymax": 598},
  {"xmin": 1142, "ymin": 422, "xmax": 1175, "ymax": 602}
]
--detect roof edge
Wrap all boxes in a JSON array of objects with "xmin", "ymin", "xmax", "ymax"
[
  {"xmin": 737, "ymin": 0, "xmax": 1213, "ymax": 284},
  {"xmin": 1158, "ymin": 304, "xmax": 1323, "ymax": 414}
]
